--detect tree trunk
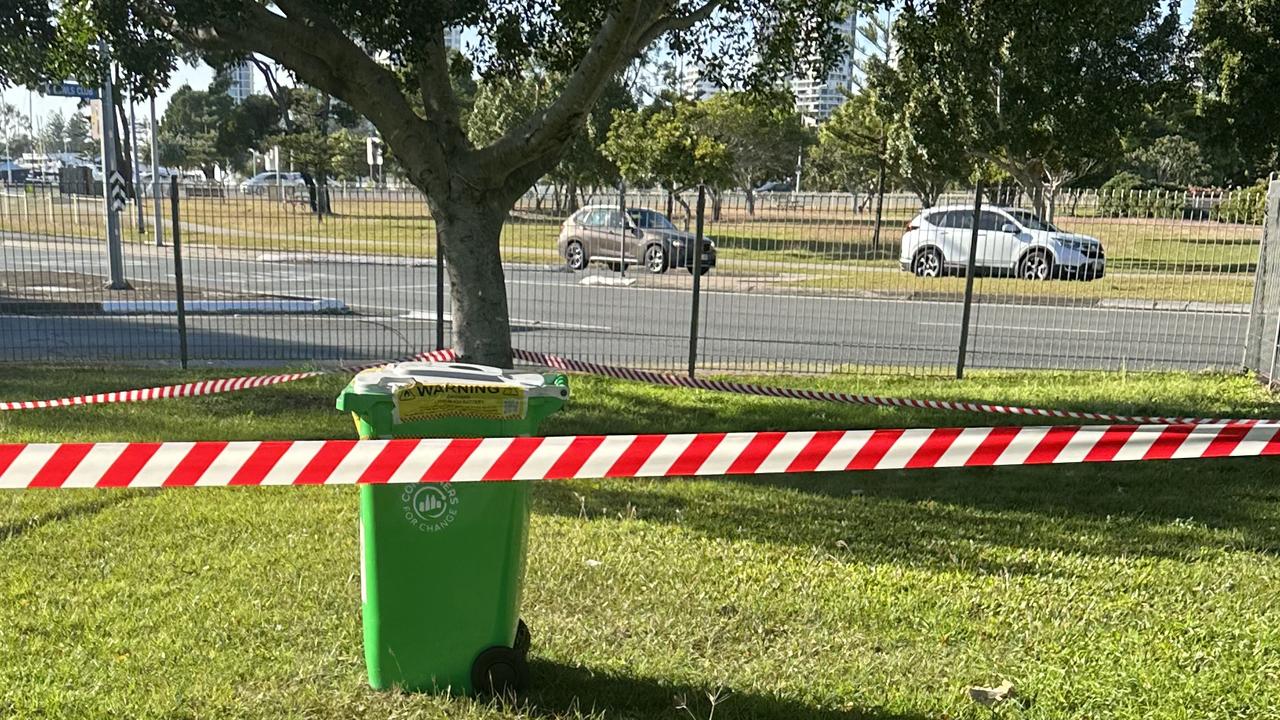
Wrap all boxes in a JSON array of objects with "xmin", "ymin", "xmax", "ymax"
[
  {"xmin": 871, "ymin": 155, "xmax": 887, "ymax": 254},
  {"xmin": 429, "ymin": 193, "xmax": 514, "ymax": 366},
  {"xmin": 711, "ymin": 189, "xmax": 722, "ymax": 221},
  {"xmin": 745, "ymin": 188, "xmax": 755, "ymax": 216},
  {"xmin": 565, "ymin": 178, "xmax": 579, "ymax": 212}
]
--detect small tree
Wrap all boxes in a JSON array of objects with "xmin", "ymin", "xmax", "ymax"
[
  {"xmin": 893, "ymin": 0, "xmax": 1181, "ymax": 219},
  {"xmin": 1129, "ymin": 134, "xmax": 1210, "ymax": 187},
  {"xmin": 64, "ymin": 112, "xmax": 94, "ymax": 155},
  {"xmin": 699, "ymin": 89, "xmax": 807, "ymax": 215},
  {"xmin": 603, "ymin": 100, "xmax": 733, "ymax": 223}
]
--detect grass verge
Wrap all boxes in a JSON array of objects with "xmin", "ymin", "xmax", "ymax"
[{"xmin": 2, "ymin": 367, "xmax": 1279, "ymax": 719}]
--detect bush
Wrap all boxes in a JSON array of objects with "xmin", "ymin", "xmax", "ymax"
[
  {"xmin": 1097, "ymin": 173, "xmax": 1183, "ymax": 218},
  {"xmin": 1210, "ymin": 180, "xmax": 1268, "ymax": 224}
]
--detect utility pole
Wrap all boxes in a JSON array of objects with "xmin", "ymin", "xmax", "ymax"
[
  {"xmin": 99, "ymin": 39, "xmax": 130, "ymax": 289},
  {"xmin": 129, "ymin": 94, "xmax": 144, "ymax": 233},
  {"xmin": 150, "ymin": 95, "xmax": 164, "ymax": 246}
]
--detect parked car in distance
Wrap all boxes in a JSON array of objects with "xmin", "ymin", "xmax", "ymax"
[
  {"xmin": 558, "ymin": 206, "xmax": 717, "ymax": 275},
  {"xmin": 239, "ymin": 171, "xmax": 307, "ymax": 194},
  {"xmin": 899, "ymin": 205, "xmax": 1105, "ymax": 281}
]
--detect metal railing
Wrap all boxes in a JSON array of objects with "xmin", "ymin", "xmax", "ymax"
[{"xmin": 0, "ymin": 179, "xmax": 1269, "ymax": 375}]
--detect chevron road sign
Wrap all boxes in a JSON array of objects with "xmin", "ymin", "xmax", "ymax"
[{"xmin": 109, "ymin": 171, "xmax": 127, "ymax": 211}]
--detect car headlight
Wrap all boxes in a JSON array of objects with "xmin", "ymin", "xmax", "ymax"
[{"xmin": 1056, "ymin": 238, "xmax": 1085, "ymax": 251}]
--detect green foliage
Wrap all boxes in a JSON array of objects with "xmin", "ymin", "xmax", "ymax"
[
  {"xmin": 1129, "ymin": 135, "xmax": 1210, "ymax": 187},
  {"xmin": 805, "ymin": 93, "xmax": 883, "ymax": 194},
  {"xmin": 64, "ymin": 112, "xmax": 94, "ymax": 155},
  {"xmin": 1191, "ymin": 0, "xmax": 1280, "ymax": 184},
  {"xmin": 603, "ymin": 100, "xmax": 733, "ymax": 191},
  {"xmin": 267, "ymin": 87, "xmax": 367, "ymax": 181},
  {"xmin": 468, "ymin": 73, "xmax": 633, "ymax": 200},
  {"xmin": 1097, "ymin": 172, "xmax": 1183, "ymax": 218},
  {"xmin": 160, "ymin": 83, "xmax": 280, "ymax": 176},
  {"xmin": 1211, "ymin": 180, "xmax": 1269, "ymax": 224},
  {"xmin": 699, "ymin": 90, "xmax": 808, "ymax": 194},
  {"xmin": 893, "ymin": 0, "xmax": 1181, "ymax": 211}
]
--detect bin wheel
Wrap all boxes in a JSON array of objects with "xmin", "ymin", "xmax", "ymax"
[
  {"xmin": 471, "ymin": 646, "xmax": 529, "ymax": 695},
  {"xmin": 514, "ymin": 619, "xmax": 532, "ymax": 655}
]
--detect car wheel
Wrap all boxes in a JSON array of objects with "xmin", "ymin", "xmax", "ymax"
[
  {"xmin": 912, "ymin": 248, "xmax": 944, "ymax": 278},
  {"xmin": 565, "ymin": 241, "xmax": 587, "ymax": 271},
  {"xmin": 644, "ymin": 245, "xmax": 669, "ymax": 274},
  {"xmin": 1018, "ymin": 251, "xmax": 1054, "ymax": 281}
]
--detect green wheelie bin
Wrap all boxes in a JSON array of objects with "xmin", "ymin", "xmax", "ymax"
[{"xmin": 335, "ymin": 362, "xmax": 569, "ymax": 695}]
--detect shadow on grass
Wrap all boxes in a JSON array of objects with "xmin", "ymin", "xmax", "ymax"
[
  {"xmin": 536, "ymin": 384, "xmax": 1280, "ymax": 572},
  {"xmin": 0, "ymin": 491, "xmax": 144, "ymax": 544},
  {"xmin": 525, "ymin": 660, "xmax": 924, "ymax": 720}
]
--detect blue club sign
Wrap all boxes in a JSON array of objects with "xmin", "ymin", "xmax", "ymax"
[{"xmin": 40, "ymin": 82, "xmax": 100, "ymax": 100}]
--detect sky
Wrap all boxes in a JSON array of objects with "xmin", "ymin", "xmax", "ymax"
[{"xmin": 2, "ymin": 2, "xmax": 1199, "ymax": 137}]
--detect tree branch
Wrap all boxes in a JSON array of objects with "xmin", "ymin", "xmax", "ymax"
[
  {"xmin": 182, "ymin": 1, "xmax": 445, "ymax": 193},
  {"xmin": 633, "ymin": 0, "xmax": 725, "ymax": 50},
  {"xmin": 473, "ymin": 0, "xmax": 656, "ymax": 189},
  {"xmin": 416, "ymin": 25, "xmax": 469, "ymax": 158}
]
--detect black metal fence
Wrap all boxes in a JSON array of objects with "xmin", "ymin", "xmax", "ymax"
[{"xmin": 0, "ymin": 177, "xmax": 1269, "ymax": 376}]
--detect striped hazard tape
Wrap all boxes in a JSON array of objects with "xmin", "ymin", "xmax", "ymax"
[
  {"xmin": 511, "ymin": 349, "xmax": 1274, "ymax": 426},
  {"xmin": 2, "ymin": 346, "xmax": 1273, "ymax": 426},
  {"xmin": 0, "ymin": 349, "xmax": 458, "ymax": 411},
  {"xmin": 3, "ymin": 421, "xmax": 1278, "ymax": 490}
]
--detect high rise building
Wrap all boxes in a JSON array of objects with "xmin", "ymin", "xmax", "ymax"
[
  {"xmin": 219, "ymin": 61, "xmax": 255, "ymax": 104},
  {"xmin": 444, "ymin": 28, "xmax": 463, "ymax": 52},
  {"xmin": 680, "ymin": 65, "xmax": 720, "ymax": 100},
  {"xmin": 789, "ymin": 14, "xmax": 857, "ymax": 124}
]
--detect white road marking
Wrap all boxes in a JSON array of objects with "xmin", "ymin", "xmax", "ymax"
[{"xmin": 921, "ymin": 322, "xmax": 1111, "ymax": 335}]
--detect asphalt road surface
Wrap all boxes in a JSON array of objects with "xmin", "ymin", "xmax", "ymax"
[{"xmin": 1, "ymin": 237, "xmax": 1250, "ymax": 372}]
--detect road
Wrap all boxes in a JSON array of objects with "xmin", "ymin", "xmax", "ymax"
[{"xmin": 1, "ymin": 237, "xmax": 1250, "ymax": 372}]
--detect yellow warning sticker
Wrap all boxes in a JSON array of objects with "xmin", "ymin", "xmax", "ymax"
[{"xmin": 393, "ymin": 382, "xmax": 527, "ymax": 423}]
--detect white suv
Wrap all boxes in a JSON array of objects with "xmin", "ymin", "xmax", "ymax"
[{"xmin": 899, "ymin": 206, "xmax": 1105, "ymax": 281}]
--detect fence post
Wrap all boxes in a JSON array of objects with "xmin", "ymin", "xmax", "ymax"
[
  {"xmin": 688, "ymin": 185, "xmax": 707, "ymax": 378},
  {"xmin": 1266, "ymin": 177, "xmax": 1280, "ymax": 384},
  {"xmin": 956, "ymin": 180, "xmax": 984, "ymax": 379},
  {"xmin": 169, "ymin": 176, "xmax": 189, "ymax": 369},
  {"xmin": 618, "ymin": 182, "xmax": 627, "ymax": 278}
]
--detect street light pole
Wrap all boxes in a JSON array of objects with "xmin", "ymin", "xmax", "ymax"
[
  {"xmin": 129, "ymin": 94, "xmax": 145, "ymax": 233},
  {"xmin": 150, "ymin": 95, "xmax": 164, "ymax": 246}
]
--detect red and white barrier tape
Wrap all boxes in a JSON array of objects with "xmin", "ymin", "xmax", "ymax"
[
  {"xmin": 2, "ymin": 346, "xmax": 1272, "ymax": 426},
  {"xmin": 0, "ymin": 349, "xmax": 458, "ymax": 411},
  {"xmin": 2, "ymin": 421, "xmax": 1278, "ymax": 490},
  {"xmin": 513, "ymin": 349, "xmax": 1271, "ymax": 426}
]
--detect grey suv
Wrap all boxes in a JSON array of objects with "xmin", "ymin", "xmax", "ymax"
[{"xmin": 558, "ymin": 206, "xmax": 716, "ymax": 274}]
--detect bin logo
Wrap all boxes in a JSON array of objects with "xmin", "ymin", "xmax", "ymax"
[{"xmin": 402, "ymin": 484, "xmax": 459, "ymax": 531}]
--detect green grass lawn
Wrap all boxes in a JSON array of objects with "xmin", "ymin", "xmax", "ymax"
[{"xmin": 2, "ymin": 367, "xmax": 1279, "ymax": 719}]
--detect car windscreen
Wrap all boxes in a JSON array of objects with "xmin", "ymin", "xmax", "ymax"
[
  {"xmin": 1006, "ymin": 210, "xmax": 1058, "ymax": 232},
  {"xmin": 626, "ymin": 209, "xmax": 675, "ymax": 230}
]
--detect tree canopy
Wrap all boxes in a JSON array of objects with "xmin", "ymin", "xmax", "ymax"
[
  {"xmin": 890, "ymin": 0, "xmax": 1181, "ymax": 216},
  {"xmin": 1191, "ymin": 0, "xmax": 1280, "ymax": 185}
]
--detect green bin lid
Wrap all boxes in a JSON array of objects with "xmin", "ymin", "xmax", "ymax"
[{"xmin": 336, "ymin": 362, "xmax": 570, "ymax": 416}]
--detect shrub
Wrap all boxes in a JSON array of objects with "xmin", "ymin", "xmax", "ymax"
[
  {"xmin": 1210, "ymin": 180, "xmax": 1268, "ymax": 224},
  {"xmin": 1097, "ymin": 173, "xmax": 1183, "ymax": 219}
]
